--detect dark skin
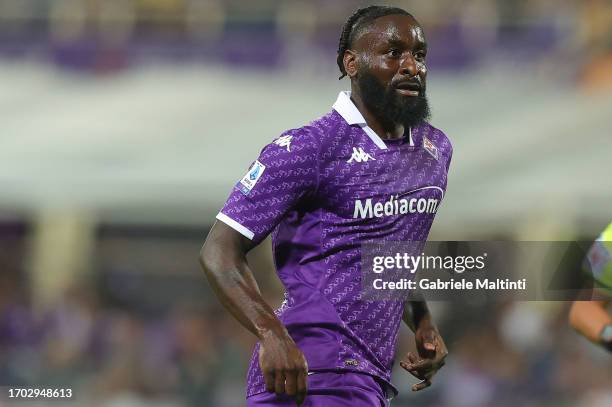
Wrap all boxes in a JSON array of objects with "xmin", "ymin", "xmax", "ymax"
[
  {"xmin": 401, "ymin": 299, "xmax": 448, "ymax": 391},
  {"xmin": 200, "ymin": 13, "xmax": 446, "ymax": 405},
  {"xmin": 200, "ymin": 222, "xmax": 308, "ymax": 405},
  {"xmin": 344, "ymin": 14, "xmax": 428, "ymax": 140},
  {"xmin": 343, "ymin": 14, "xmax": 448, "ymax": 391}
]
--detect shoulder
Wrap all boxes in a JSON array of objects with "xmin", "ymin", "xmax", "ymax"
[
  {"xmin": 421, "ymin": 122, "xmax": 452, "ymax": 152},
  {"xmin": 272, "ymin": 110, "xmax": 342, "ymax": 154}
]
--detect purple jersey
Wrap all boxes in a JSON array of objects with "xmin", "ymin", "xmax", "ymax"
[{"xmin": 217, "ymin": 91, "xmax": 452, "ymax": 398}]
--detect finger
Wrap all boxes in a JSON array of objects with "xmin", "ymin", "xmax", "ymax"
[
  {"xmin": 275, "ymin": 369, "xmax": 286, "ymax": 395},
  {"xmin": 422, "ymin": 332, "xmax": 437, "ymax": 352},
  {"xmin": 285, "ymin": 368, "xmax": 297, "ymax": 396},
  {"xmin": 403, "ymin": 357, "xmax": 434, "ymax": 372},
  {"xmin": 400, "ymin": 352, "xmax": 419, "ymax": 366},
  {"xmin": 412, "ymin": 379, "xmax": 431, "ymax": 392},
  {"xmin": 263, "ymin": 369, "xmax": 275, "ymax": 393},
  {"xmin": 295, "ymin": 369, "xmax": 307, "ymax": 406},
  {"xmin": 410, "ymin": 369, "xmax": 426, "ymax": 380},
  {"xmin": 400, "ymin": 354, "xmax": 422, "ymax": 372},
  {"xmin": 400, "ymin": 361, "xmax": 426, "ymax": 380}
]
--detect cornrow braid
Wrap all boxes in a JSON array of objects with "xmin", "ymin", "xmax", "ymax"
[{"xmin": 337, "ymin": 5, "xmax": 412, "ymax": 79}]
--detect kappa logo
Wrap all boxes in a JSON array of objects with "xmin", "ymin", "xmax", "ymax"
[
  {"xmin": 347, "ymin": 147, "xmax": 376, "ymax": 163},
  {"xmin": 273, "ymin": 135, "xmax": 292, "ymax": 152}
]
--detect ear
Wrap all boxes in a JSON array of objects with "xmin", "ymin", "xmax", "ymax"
[{"xmin": 343, "ymin": 50, "xmax": 358, "ymax": 78}]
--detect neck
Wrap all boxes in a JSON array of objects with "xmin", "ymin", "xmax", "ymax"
[{"xmin": 350, "ymin": 86, "xmax": 405, "ymax": 140}]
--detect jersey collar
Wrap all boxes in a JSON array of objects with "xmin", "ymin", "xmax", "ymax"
[{"xmin": 332, "ymin": 91, "xmax": 414, "ymax": 149}]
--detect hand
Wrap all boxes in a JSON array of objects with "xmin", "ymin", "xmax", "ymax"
[
  {"xmin": 258, "ymin": 329, "xmax": 309, "ymax": 406},
  {"xmin": 400, "ymin": 324, "xmax": 448, "ymax": 391}
]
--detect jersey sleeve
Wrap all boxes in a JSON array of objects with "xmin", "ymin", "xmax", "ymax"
[
  {"xmin": 216, "ymin": 129, "xmax": 320, "ymax": 245},
  {"xmin": 583, "ymin": 222, "xmax": 612, "ymax": 293}
]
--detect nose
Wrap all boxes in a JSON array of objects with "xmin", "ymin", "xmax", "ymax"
[{"xmin": 399, "ymin": 54, "xmax": 419, "ymax": 77}]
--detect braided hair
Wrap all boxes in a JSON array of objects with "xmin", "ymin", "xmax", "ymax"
[{"xmin": 337, "ymin": 5, "xmax": 413, "ymax": 79}]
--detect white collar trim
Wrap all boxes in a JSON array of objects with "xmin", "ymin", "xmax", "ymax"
[
  {"xmin": 332, "ymin": 91, "xmax": 366, "ymax": 126},
  {"xmin": 332, "ymin": 91, "xmax": 387, "ymax": 150},
  {"xmin": 332, "ymin": 91, "xmax": 414, "ymax": 149}
]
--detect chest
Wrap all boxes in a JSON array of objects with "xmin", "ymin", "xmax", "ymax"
[{"xmin": 320, "ymin": 140, "xmax": 447, "ymax": 214}]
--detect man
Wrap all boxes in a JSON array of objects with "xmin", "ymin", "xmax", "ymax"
[
  {"xmin": 569, "ymin": 222, "xmax": 612, "ymax": 351},
  {"xmin": 200, "ymin": 6, "xmax": 451, "ymax": 406}
]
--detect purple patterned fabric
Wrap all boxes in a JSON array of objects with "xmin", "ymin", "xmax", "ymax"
[
  {"xmin": 246, "ymin": 371, "xmax": 388, "ymax": 406},
  {"xmin": 217, "ymin": 92, "xmax": 452, "ymax": 398}
]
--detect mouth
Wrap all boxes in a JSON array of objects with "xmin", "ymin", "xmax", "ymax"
[{"xmin": 394, "ymin": 81, "xmax": 421, "ymax": 97}]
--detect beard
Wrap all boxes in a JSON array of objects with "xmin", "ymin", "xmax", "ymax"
[{"xmin": 357, "ymin": 69, "xmax": 431, "ymax": 129}]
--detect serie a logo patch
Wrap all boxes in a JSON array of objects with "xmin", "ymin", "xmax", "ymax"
[
  {"xmin": 423, "ymin": 137, "xmax": 439, "ymax": 160},
  {"xmin": 239, "ymin": 160, "xmax": 266, "ymax": 195}
]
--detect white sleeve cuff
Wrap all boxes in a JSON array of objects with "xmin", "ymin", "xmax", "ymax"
[{"xmin": 215, "ymin": 212, "xmax": 255, "ymax": 240}]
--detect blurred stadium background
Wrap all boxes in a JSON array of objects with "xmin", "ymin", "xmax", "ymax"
[{"xmin": 0, "ymin": 0, "xmax": 611, "ymax": 406}]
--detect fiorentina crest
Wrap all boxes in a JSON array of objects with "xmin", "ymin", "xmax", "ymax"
[{"xmin": 423, "ymin": 137, "xmax": 438, "ymax": 160}]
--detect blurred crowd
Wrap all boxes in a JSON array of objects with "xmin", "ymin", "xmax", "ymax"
[
  {"xmin": 393, "ymin": 301, "xmax": 612, "ymax": 407},
  {"xmin": 0, "ymin": 1, "xmax": 611, "ymax": 406},
  {"xmin": 0, "ymin": 223, "xmax": 611, "ymax": 406},
  {"xmin": 0, "ymin": 0, "xmax": 610, "ymax": 87},
  {"xmin": 0, "ymin": 280, "xmax": 255, "ymax": 406}
]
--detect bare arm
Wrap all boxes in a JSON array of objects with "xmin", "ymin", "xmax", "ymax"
[
  {"xmin": 402, "ymin": 300, "xmax": 432, "ymax": 332},
  {"xmin": 199, "ymin": 221, "xmax": 308, "ymax": 404},
  {"xmin": 569, "ymin": 300, "xmax": 611, "ymax": 344},
  {"xmin": 199, "ymin": 220, "xmax": 280, "ymax": 337}
]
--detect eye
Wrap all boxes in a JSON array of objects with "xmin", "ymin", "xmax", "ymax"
[
  {"xmin": 387, "ymin": 48, "xmax": 401, "ymax": 58},
  {"xmin": 415, "ymin": 51, "xmax": 426, "ymax": 60}
]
